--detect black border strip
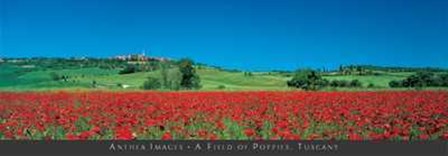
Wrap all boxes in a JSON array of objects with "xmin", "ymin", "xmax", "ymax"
[{"xmin": 0, "ymin": 140, "xmax": 446, "ymax": 156}]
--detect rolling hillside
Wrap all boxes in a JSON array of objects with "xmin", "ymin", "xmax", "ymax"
[{"xmin": 0, "ymin": 64, "xmax": 433, "ymax": 91}]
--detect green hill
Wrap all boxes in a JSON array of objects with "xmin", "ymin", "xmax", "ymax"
[
  {"xmin": 1, "ymin": 63, "xmax": 446, "ymax": 91},
  {"xmin": 0, "ymin": 66, "xmax": 291, "ymax": 91}
]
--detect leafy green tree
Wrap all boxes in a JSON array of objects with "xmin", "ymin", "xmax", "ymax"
[
  {"xmin": 416, "ymin": 71, "xmax": 434, "ymax": 87},
  {"xmin": 178, "ymin": 58, "xmax": 201, "ymax": 90},
  {"xmin": 430, "ymin": 76, "xmax": 444, "ymax": 87},
  {"xmin": 159, "ymin": 63, "xmax": 169, "ymax": 89},
  {"xmin": 167, "ymin": 68, "xmax": 182, "ymax": 90},
  {"xmin": 287, "ymin": 69, "xmax": 325, "ymax": 91}
]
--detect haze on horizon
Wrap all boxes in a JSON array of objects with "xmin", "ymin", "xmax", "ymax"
[{"xmin": 1, "ymin": 0, "xmax": 447, "ymax": 71}]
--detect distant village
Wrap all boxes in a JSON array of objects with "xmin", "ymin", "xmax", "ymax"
[
  {"xmin": 112, "ymin": 53, "xmax": 169, "ymax": 63},
  {"xmin": 0, "ymin": 53, "xmax": 171, "ymax": 64}
]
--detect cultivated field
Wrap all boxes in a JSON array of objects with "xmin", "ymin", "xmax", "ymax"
[{"xmin": 0, "ymin": 91, "xmax": 446, "ymax": 140}]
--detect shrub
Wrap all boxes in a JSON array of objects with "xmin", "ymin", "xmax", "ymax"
[
  {"xmin": 91, "ymin": 80, "xmax": 97, "ymax": 88},
  {"xmin": 330, "ymin": 80, "xmax": 350, "ymax": 88},
  {"xmin": 142, "ymin": 77, "xmax": 161, "ymax": 90},
  {"xmin": 49, "ymin": 72, "xmax": 61, "ymax": 81},
  {"xmin": 328, "ymin": 79, "xmax": 363, "ymax": 88},
  {"xmin": 389, "ymin": 80, "xmax": 402, "ymax": 88},
  {"xmin": 349, "ymin": 79, "xmax": 362, "ymax": 87},
  {"xmin": 330, "ymin": 80, "xmax": 339, "ymax": 87},
  {"xmin": 217, "ymin": 85, "xmax": 226, "ymax": 90},
  {"xmin": 119, "ymin": 65, "xmax": 137, "ymax": 75}
]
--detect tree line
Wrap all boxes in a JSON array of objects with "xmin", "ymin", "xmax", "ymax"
[
  {"xmin": 338, "ymin": 65, "xmax": 447, "ymax": 75},
  {"xmin": 389, "ymin": 72, "xmax": 448, "ymax": 88},
  {"xmin": 287, "ymin": 69, "xmax": 448, "ymax": 91},
  {"xmin": 286, "ymin": 70, "xmax": 364, "ymax": 90}
]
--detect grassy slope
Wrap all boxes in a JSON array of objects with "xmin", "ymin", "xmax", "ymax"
[
  {"xmin": 197, "ymin": 69, "xmax": 290, "ymax": 90},
  {"xmin": 0, "ymin": 65, "xmax": 285, "ymax": 91},
  {"xmin": 0, "ymin": 64, "xmax": 445, "ymax": 91}
]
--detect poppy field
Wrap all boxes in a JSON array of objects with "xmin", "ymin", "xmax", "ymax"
[{"xmin": 0, "ymin": 91, "xmax": 447, "ymax": 140}]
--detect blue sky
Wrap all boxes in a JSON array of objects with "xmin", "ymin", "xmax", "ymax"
[{"xmin": 1, "ymin": 0, "xmax": 447, "ymax": 70}]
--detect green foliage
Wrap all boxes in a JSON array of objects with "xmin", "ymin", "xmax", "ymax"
[
  {"xmin": 119, "ymin": 65, "xmax": 137, "ymax": 75},
  {"xmin": 179, "ymin": 58, "xmax": 201, "ymax": 90},
  {"xmin": 49, "ymin": 72, "xmax": 61, "ymax": 81},
  {"xmin": 221, "ymin": 119, "xmax": 247, "ymax": 140},
  {"xmin": 338, "ymin": 65, "xmax": 373, "ymax": 76},
  {"xmin": 389, "ymin": 80, "xmax": 402, "ymax": 88},
  {"xmin": 409, "ymin": 125, "xmax": 423, "ymax": 140},
  {"xmin": 260, "ymin": 121, "xmax": 274, "ymax": 140},
  {"xmin": 330, "ymin": 80, "xmax": 347, "ymax": 87},
  {"xmin": 389, "ymin": 71, "xmax": 448, "ymax": 88},
  {"xmin": 349, "ymin": 79, "xmax": 363, "ymax": 87},
  {"xmin": 329, "ymin": 79, "xmax": 362, "ymax": 88},
  {"xmin": 244, "ymin": 72, "xmax": 253, "ymax": 77},
  {"xmin": 287, "ymin": 69, "xmax": 326, "ymax": 90},
  {"xmin": 142, "ymin": 76, "xmax": 161, "ymax": 90},
  {"xmin": 441, "ymin": 74, "xmax": 448, "ymax": 86},
  {"xmin": 217, "ymin": 85, "xmax": 226, "ymax": 90},
  {"xmin": 157, "ymin": 63, "xmax": 184, "ymax": 90},
  {"xmin": 159, "ymin": 63, "xmax": 169, "ymax": 89},
  {"xmin": 341, "ymin": 64, "xmax": 448, "ymax": 73},
  {"xmin": 45, "ymin": 126, "xmax": 66, "ymax": 140},
  {"xmin": 91, "ymin": 80, "xmax": 97, "ymax": 88},
  {"xmin": 155, "ymin": 68, "xmax": 183, "ymax": 91},
  {"xmin": 75, "ymin": 117, "xmax": 92, "ymax": 132}
]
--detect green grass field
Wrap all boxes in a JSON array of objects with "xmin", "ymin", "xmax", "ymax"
[{"xmin": 0, "ymin": 64, "xmax": 446, "ymax": 91}]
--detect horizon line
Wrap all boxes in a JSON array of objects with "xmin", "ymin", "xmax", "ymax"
[{"xmin": 1, "ymin": 55, "xmax": 447, "ymax": 72}]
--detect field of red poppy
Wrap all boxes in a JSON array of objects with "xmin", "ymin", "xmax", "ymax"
[{"xmin": 0, "ymin": 91, "xmax": 447, "ymax": 140}]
